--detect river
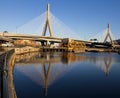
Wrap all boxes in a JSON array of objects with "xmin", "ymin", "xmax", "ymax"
[{"xmin": 13, "ymin": 52, "xmax": 120, "ymax": 98}]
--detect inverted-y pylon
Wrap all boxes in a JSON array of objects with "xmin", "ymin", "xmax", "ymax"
[
  {"xmin": 42, "ymin": 4, "xmax": 54, "ymax": 37},
  {"xmin": 104, "ymin": 24, "xmax": 114, "ymax": 47}
]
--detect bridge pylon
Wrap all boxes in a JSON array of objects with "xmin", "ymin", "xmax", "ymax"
[
  {"xmin": 104, "ymin": 24, "xmax": 114, "ymax": 47},
  {"xmin": 42, "ymin": 4, "xmax": 54, "ymax": 37}
]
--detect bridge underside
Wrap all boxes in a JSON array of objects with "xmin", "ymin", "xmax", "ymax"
[{"xmin": 0, "ymin": 37, "xmax": 13, "ymax": 43}]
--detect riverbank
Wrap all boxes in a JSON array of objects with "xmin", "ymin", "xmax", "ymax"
[{"xmin": 15, "ymin": 46, "xmax": 41, "ymax": 54}]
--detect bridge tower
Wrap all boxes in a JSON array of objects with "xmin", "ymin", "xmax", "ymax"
[
  {"xmin": 104, "ymin": 24, "xmax": 114, "ymax": 47},
  {"xmin": 42, "ymin": 4, "xmax": 54, "ymax": 37}
]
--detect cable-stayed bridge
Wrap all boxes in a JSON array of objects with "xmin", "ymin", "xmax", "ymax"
[
  {"xmin": 0, "ymin": 4, "xmax": 120, "ymax": 53},
  {"xmin": 0, "ymin": 4, "xmax": 81, "ymax": 40}
]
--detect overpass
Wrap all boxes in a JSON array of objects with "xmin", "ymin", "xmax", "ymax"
[
  {"xmin": 1, "ymin": 33, "xmax": 62, "ymax": 43},
  {"xmin": 0, "ymin": 36, "xmax": 13, "ymax": 43}
]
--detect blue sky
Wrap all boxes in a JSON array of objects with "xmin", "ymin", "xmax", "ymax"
[{"xmin": 0, "ymin": 0, "xmax": 120, "ymax": 39}]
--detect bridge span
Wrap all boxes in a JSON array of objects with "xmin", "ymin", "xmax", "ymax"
[
  {"xmin": 0, "ymin": 4, "xmax": 120, "ymax": 53},
  {"xmin": 0, "ymin": 33, "xmax": 62, "ymax": 43}
]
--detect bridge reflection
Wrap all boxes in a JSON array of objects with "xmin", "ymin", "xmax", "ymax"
[
  {"xmin": 15, "ymin": 52, "xmax": 113, "ymax": 77},
  {"xmin": 3, "ymin": 52, "xmax": 115, "ymax": 97}
]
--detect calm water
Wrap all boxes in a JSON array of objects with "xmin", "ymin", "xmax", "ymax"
[{"xmin": 13, "ymin": 52, "xmax": 120, "ymax": 98}]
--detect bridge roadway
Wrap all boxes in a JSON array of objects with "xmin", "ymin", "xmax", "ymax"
[
  {"xmin": 0, "ymin": 36, "xmax": 13, "ymax": 43},
  {"xmin": 0, "ymin": 32, "xmax": 90, "ymax": 43},
  {"xmin": 1, "ymin": 32, "xmax": 120, "ymax": 53},
  {"xmin": 1, "ymin": 33, "xmax": 63, "ymax": 43}
]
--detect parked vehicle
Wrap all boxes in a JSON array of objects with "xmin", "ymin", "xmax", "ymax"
[{"xmin": 2, "ymin": 43, "xmax": 14, "ymax": 47}]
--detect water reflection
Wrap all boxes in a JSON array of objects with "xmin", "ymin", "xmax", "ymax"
[
  {"xmin": 8, "ymin": 52, "xmax": 120, "ymax": 97},
  {"xmin": 15, "ymin": 52, "xmax": 114, "ymax": 76},
  {"xmin": 82, "ymin": 53, "xmax": 113, "ymax": 76}
]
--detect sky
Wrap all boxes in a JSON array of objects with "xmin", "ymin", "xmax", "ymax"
[{"xmin": 0, "ymin": 0, "xmax": 120, "ymax": 40}]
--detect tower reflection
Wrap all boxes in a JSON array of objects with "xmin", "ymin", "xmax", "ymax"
[
  {"xmin": 7, "ymin": 52, "xmax": 115, "ymax": 97},
  {"xmin": 104, "ymin": 56, "xmax": 112, "ymax": 76},
  {"xmin": 42, "ymin": 63, "xmax": 52, "ymax": 96}
]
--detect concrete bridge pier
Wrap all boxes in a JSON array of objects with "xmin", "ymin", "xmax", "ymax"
[
  {"xmin": 41, "ymin": 40, "xmax": 55, "ymax": 48},
  {"xmin": 41, "ymin": 41, "xmax": 46, "ymax": 46},
  {"xmin": 41, "ymin": 41, "xmax": 50, "ymax": 47},
  {"xmin": 49, "ymin": 42, "xmax": 55, "ymax": 48},
  {"xmin": 46, "ymin": 40, "xmax": 50, "ymax": 46}
]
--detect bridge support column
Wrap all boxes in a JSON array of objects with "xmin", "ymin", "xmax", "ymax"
[
  {"xmin": 46, "ymin": 40, "xmax": 50, "ymax": 47},
  {"xmin": 41, "ymin": 41, "xmax": 51, "ymax": 47},
  {"xmin": 41, "ymin": 41, "xmax": 45, "ymax": 46},
  {"xmin": 49, "ymin": 42, "xmax": 54, "ymax": 48}
]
